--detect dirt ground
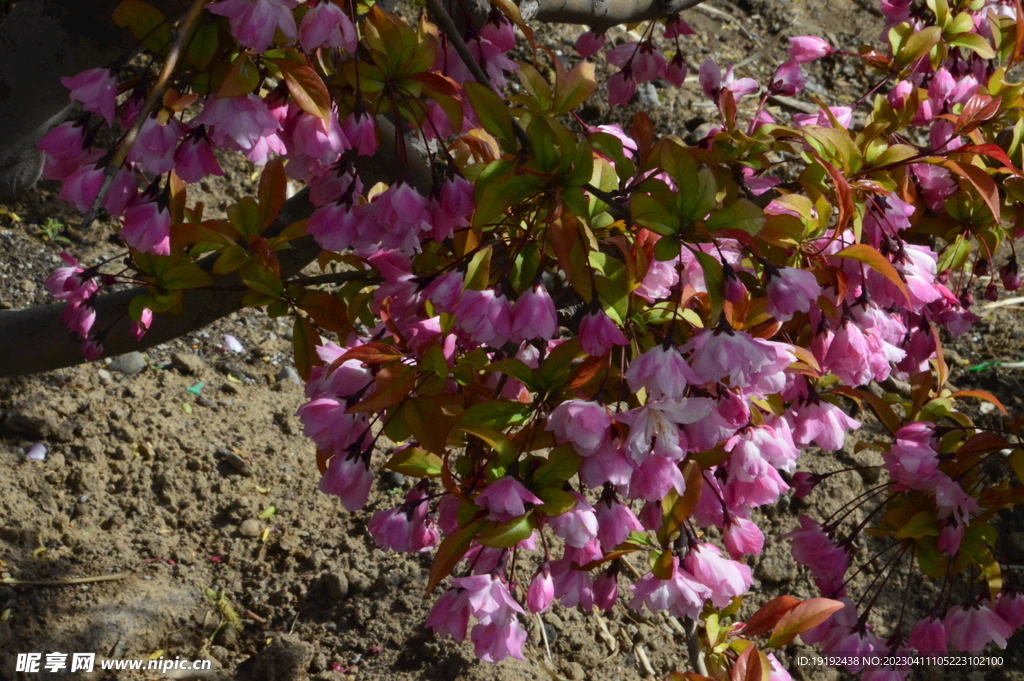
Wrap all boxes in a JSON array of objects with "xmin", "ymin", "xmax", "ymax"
[{"xmin": 0, "ymin": 1, "xmax": 1022, "ymax": 680}]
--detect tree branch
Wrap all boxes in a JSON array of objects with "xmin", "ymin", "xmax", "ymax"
[{"xmin": 526, "ymin": 0, "xmax": 708, "ymax": 32}]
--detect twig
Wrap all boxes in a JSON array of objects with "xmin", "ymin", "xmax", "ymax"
[
  {"xmin": 584, "ymin": 183, "xmax": 630, "ymax": 221},
  {"xmin": 768, "ymin": 95, "xmax": 820, "ymax": 115},
  {"xmin": 636, "ymin": 644, "xmax": 656, "ymax": 677},
  {"xmin": 2, "ymin": 572, "xmax": 131, "ymax": 586},
  {"xmin": 682, "ymin": 616, "xmax": 709, "ymax": 677},
  {"xmin": 80, "ymin": 0, "xmax": 208, "ymax": 232},
  {"xmin": 424, "ymin": 0, "xmax": 531, "ymax": 150}
]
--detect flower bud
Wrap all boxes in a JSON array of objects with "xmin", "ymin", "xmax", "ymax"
[
  {"xmin": 974, "ymin": 258, "xmax": 990, "ymax": 277},
  {"xmin": 1000, "ymin": 260, "xmax": 1021, "ymax": 291},
  {"xmin": 527, "ymin": 565, "xmax": 554, "ymax": 614},
  {"xmin": 984, "ymin": 282, "xmax": 999, "ymax": 302},
  {"xmin": 959, "ymin": 291, "xmax": 974, "ymax": 309}
]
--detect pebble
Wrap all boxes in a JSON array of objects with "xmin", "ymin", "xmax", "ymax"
[
  {"xmin": 26, "ymin": 442, "xmax": 46, "ymax": 461},
  {"xmin": 276, "ymin": 366, "xmax": 301, "ymax": 386},
  {"xmin": 109, "ymin": 352, "xmax": 147, "ymax": 375},
  {"xmin": 97, "ymin": 368, "xmax": 114, "ymax": 385},
  {"xmin": 216, "ymin": 447, "xmax": 252, "ymax": 476},
  {"xmin": 238, "ymin": 519, "xmax": 262, "ymax": 537},
  {"xmin": 170, "ymin": 352, "xmax": 205, "ymax": 376},
  {"xmin": 637, "ymin": 82, "xmax": 660, "ymax": 108},
  {"xmin": 324, "ymin": 571, "xmax": 349, "ymax": 599}
]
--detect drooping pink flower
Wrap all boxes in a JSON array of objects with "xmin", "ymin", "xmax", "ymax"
[
  {"xmin": 546, "ymin": 399, "xmax": 611, "ymax": 453},
  {"xmin": 698, "ymin": 60, "xmax": 759, "ymax": 101},
  {"xmin": 628, "ymin": 453, "xmax": 687, "ymax": 501},
  {"xmin": 687, "ymin": 325, "xmax": 782, "ymax": 387},
  {"xmin": 130, "ymin": 307, "xmax": 153, "ymax": 342},
  {"xmin": 995, "ymin": 592, "xmax": 1024, "ymax": 629},
  {"xmin": 546, "ymin": 492, "xmax": 598, "ymax": 548},
  {"xmin": 793, "ymin": 106, "xmax": 853, "ymax": 129},
  {"xmin": 665, "ymin": 54, "xmax": 688, "ymax": 87},
  {"xmin": 475, "ymin": 476, "xmax": 543, "ymax": 522},
  {"xmin": 785, "ymin": 515, "xmax": 848, "ymax": 596},
  {"xmin": 426, "ymin": 588, "xmax": 471, "ymax": 641},
  {"xmin": 511, "ymin": 283, "xmax": 558, "ymax": 342},
  {"xmin": 575, "ymin": 30, "xmax": 606, "ymax": 58},
  {"xmin": 629, "ymin": 557, "xmax": 712, "ymax": 619},
  {"xmin": 208, "ymin": 0, "xmax": 299, "ymax": 53},
  {"xmin": 193, "ymin": 94, "xmax": 283, "ymax": 152},
  {"xmin": 368, "ymin": 484, "xmax": 440, "ymax": 553},
  {"xmin": 578, "ymin": 309, "xmax": 627, "ymax": 356},
  {"xmin": 174, "ymin": 128, "xmax": 225, "ymax": 183},
  {"xmin": 593, "ymin": 568, "xmax": 619, "ymax": 611},
  {"xmin": 128, "ymin": 115, "xmax": 186, "ymax": 176},
  {"xmin": 81, "ymin": 337, "xmax": 104, "ymax": 361},
  {"xmin": 944, "ymin": 603, "xmax": 1014, "ymax": 653},
  {"xmin": 608, "ymin": 70, "xmax": 636, "ymax": 107},
  {"xmin": 596, "ymin": 498, "xmax": 643, "ymax": 552},
  {"xmin": 120, "ymin": 197, "xmax": 171, "ymax": 255},
  {"xmin": 46, "ymin": 253, "xmax": 98, "ymax": 303},
  {"xmin": 770, "ymin": 60, "xmax": 805, "ymax": 97},
  {"xmin": 318, "ymin": 449, "xmax": 373, "ymax": 511},
  {"xmin": 723, "ymin": 515, "xmax": 764, "ymax": 558},
  {"xmin": 454, "ymin": 288, "xmax": 512, "ymax": 347},
  {"xmin": 766, "ymin": 266, "xmax": 820, "ymax": 321},
  {"xmin": 790, "ymin": 398, "xmax": 860, "ymax": 450},
  {"xmin": 908, "ymin": 616, "xmax": 947, "ymax": 654},
  {"xmin": 527, "ymin": 564, "xmax": 554, "ymax": 614},
  {"xmin": 341, "ymin": 111, "xmax": 378, "ymax": 157},
  {"xmin": 550, "ymin": 557, "xmax": 595, "ymax": 609},
  {"xmin": 625, "ymin": 344, "xmax": 700, "ymax": 400},
  {"xmin": 61, "ymin": 68, "xmax": 118, "ymax": 124},
  {"xmin": 60, "ymin": 300, "xmax": 96, "ymax": 339},
  {"xmin": 470, "ymin": 620, "xmax": 528, "ymax": 662},
  {"xmin": 38, "ymin": 121, "xmax": 94, "ymax": 182},
  {"xmin": 664, "ymin": 14, "xmax": 695, "ymax": 39},
  {"xmin": 684, "ymin": 542, "xmax": 752, "ymax": 608},
  {"xmin": 299, "ymin": 0, "xmax": 357, "ymax": 53},
  {"xmin": 788, "ymin": 36, "xmax": 834, "ymax": 63}
]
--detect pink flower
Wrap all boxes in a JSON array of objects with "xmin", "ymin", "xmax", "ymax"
[
  {"xmin": 788, "ymin": 36, "xmax": 834, "ymax": 63},
  {"xmin": 943, "ymin": 603, "xmax": 1014, "ymax": 653},
  {"xmin": 766, "ymin": 266, "xmax": 819, "ymax": 321},
  {"xmin": 578, "ymin": 309, "xmax": 627, "ymax": 356},
  {"xmin": 665, "ymin": 54, "xmax": 688, "ymax": 87},
  {"xmin": 790, "ymin": 398, "xmax": 860, "ymax": 450},
  {"xmin": 770, "ymin": 60, "xmax": 805, "ymax": 97},
  {"xmin": 635, "ymin": 257, "xmax": 678, "ymax": 301},
  {"xmin": 341, "ymin": 111, "xmax": 378, "ymax": 157},
  {"xmin": 995, "ymin": 592, "xmax": 1024, "ymax": 629},
  {"xmin": 426, "ymin": 588, "xmax": 471, "ymax": 641},
  {"xmin": 120, "ymin": 198, "xmax": 171, "ymax": 255},
  {"xmin": 625, "ymin": 344, "xmax": 699, "ymax": 400},
  {"xmin": 128, "ymin": 115, "xmax": 186, "ymax": 176},
  {"xmin": 454, "ymin": 288, "xmax": 512, "ymax": 347},
  {"xmin": 61, "ymin": 68, "xmax": 118, "ymax": 124},
  {"xmin": 307, "ymin": 200, "xmax": 360, "ymax": 252},
  {"xmin": 790, "ymin": 471, "xmax": 820, "ymax": 499},
  {"xmin": 470, "ymin": 620, "xmax": 527, "ymax": 662},
  {"xmin": 687, "ymin": 325, "xmax": 781, "ymax": 387},
  {"xmin": 546, "ymin": 399, "xmax": 611, "ymax": 452},
  {"xmin": 684, "ymin": 543, "xmax": 752, "ymax": 608},
  {"xmin": 60, "ymin": 301, "xmax": 96, "ymax": 339},
  {"xmin": 82, "ymin": 337, "xmax": 104, "ymax": 362},
  {"xmin": 618, "ymin": 400, "xmax": 709, "ymax": 464},
  {"xmin": 174, "ymin": 128, "xmax": 224, "ymax": 183},
  {"xmin": 208, "ymin": 0, "xmax": 299, "ymax": 53},
  {"xmin": 793, "ymin": 106, "xmax": 853, "ymax": 129},
  {"xmin": 628, "ymin": 453, "xmax": 687, "ymax": 501},
  {"xmin": 38, "ymin": 122, "xmax": 93, "ymax": 182},
  {"xmin": 723, "ymin": 515, "xmax": 764, "ymax": 558},
  {"xmin": 299, "ymin": 0, "xmax": 357, "ymax": 53},
  {"xmin": 368, "ymin": 484, "xmax": 440, "ymax": 553},
  {"xmin": 629, "ymin": 557, "xmax": 712, "ymax": 619},
  {"xmin": 527, "ymin": 565, "xmax": 554, "ymax": 613},
  {"xmin": 596, "ymin": 498, "xmax": 643, "ymax": 552},
  {"xmin": 45, "ymin": 253, "xmax": 98, "ymax": 302},
  {"xmin": 130, "ymin": 307, "xmax": 153, "ymax": 342},
  {"xmin": 546, "ymin": 492, "xmax": 598, "ymax": 548},
  {"xmin": 593, "ymin": 568, "xmax": 619, "ymax": 611},
  {"xmin": 575, "ymin": 31, "xmax": 606, "ymax": 58},
  {"xmin": 511, "ymin": 283, "xmax": 558, "ymax": 341},
  {"xmin": 193, "ymin": 94, "xmax": 283, "ymax": 152},
  {"xmin": 424, "ymin": 270, "xmax": 464, "ymax": 313},
  {"xmin": 699, "ymin": 60, "xmax": 759, "ymax": 100},
  {"xmin": 551, "ymin": 557, "xmax": 595, "ymax": 609},
  {"xmin": 608, "ymin": 70, "xmax": 636, "ymax": 107},
  {"xmin": 59, "ymin": 161, "xmax": 105, "ymax": 213},
  {"xmin": 318, "ymin": 449, "xmax": 373, "ymax": 511},
  {"xmin": 475, "ymin": 476, "xmax": 543, "ymax": 522},
  {"xmin": 908, "ymin": 616, "xmax": 947, "ymax": 654},
  {"xmin": 664, "ymin": 15, "xmax": 695, "ymax": 39},
  {"xmin": 785, "ymin": 515, "xmax": 848, "ymax": 596}
]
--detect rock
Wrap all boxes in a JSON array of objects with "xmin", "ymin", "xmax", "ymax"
[
  {"xmin": 4, "ymin": 407, "xmax": 50, "ymax": 439},
  {"xmin": 249, "ymin": 634, "xmax": 313, "ymax": 681},
  {"xmin": 324, "ymin": 571, "xmax": 349, "ymax": 600},
  {"xmin": 171, "ymin": 352, "xmax": 205, "ymax": 376},
  {"xmin": 564, "ymin": 662, "xmax": 586, "ymax": 681},
  {"xmin": 97, "ymin": 368, "xmax": 114, "ymax": 385},
  {"xmin": 276, "ymin": 366, "xmax": 301, "ymax": 385},
  {"xmin": 637, "ymin": 82, "xmax": 661, "ymax": 108},
  {"xmin": 239, "ymin": 519, "xmax": 262, "ymax": 537},
  {"xmin": 215, "ymin": 447, "xmax": 253, "ymax": 476},
  {"xmin": 109, "ymin": 351, "xmax": 147, "ymax": 375}
]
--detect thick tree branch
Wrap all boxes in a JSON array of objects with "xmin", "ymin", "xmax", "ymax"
[
  {"xmin": 0, "ymin": 115, "xmax": 429, "ymax": 379},
  {"xmin": 526, "ymin": 0, "xmax": 707, "ymax": 32}
]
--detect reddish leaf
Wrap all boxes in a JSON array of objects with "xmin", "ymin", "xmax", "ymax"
[
  {"xmin": 659, "ymin": 461, "xmax": 704, "ymax": 545},
  {"xmin": 566, "ymin": 353, "xmax": 607, "ymax": 390},
  {"xmin": 276, "ymin": 58, "xmax": 331, "ymax": 121},
  {"xmin": 956, "ymin": 431, "xmax": 1010, "ymax": 457},
  {"xmin": 292, "ymin": 315, "xmax": 324, "ymax": 382},
  {"xmin": 944, "ymin": 159, "xmax": 1001, "ymax": 224},
  {"xmin": 630, "ymin": 113, "xmax": 655, "ymax": 168},
  {"xmin": 738, "ymin": 596, "xmax": 801, "ymax": 637},
  {"xmin": 767, "ymin": 598, "xmax": 844, "ymax": 648},
  {"xmin": 299, "ymin": 291, "xmax": 351, "ymax": 334},
  {"xmin": 833, "ymin": 243, "xmax": 911, "ymax": 305},
  {"xmin": 315, "ymin": 448, "xmax": 331, "ymax": 475},
  {"xmin": 347, "ymin": 362, "xmax": 416, "ymax": 414},
  {"xmin": 329, "ymin": 342, "xmax": 403, "ymax": 371},
  {"xmin": 950, "ymin": 389, "xmax": 1008, "ymax": 415},
  {"xmin": 258, "ymin": 159, "xmax": 287, "ymax": 229},
  {"xmin": 818, "ymin": 160, "xmax": 854, "ymax": 234},
  {"xmin": 426, "ymin": 516, "xmax": 486, "ymax": 593},
  {"xmin": 730, "ymin": 644, "xmax": 768, "ymax": 681},
  {"xmin": 954, "ymin": 94, "xmax": 1002, "ymax": 136},
  {"xmin": 217, "ymin": 53, "xmax": 260, "ymax": 99},
  {"xmin": 962, "ymin": 144, "xmax": 1020, "ymax": 175}
]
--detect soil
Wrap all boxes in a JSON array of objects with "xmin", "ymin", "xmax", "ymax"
[{"xmin": 0, "ymin": 2, "xmax": 1022, "ymax": 681}]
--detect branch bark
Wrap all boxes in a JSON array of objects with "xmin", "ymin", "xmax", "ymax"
[{"xmin": 526, "ymin": 0, "xmax": 708, "ymax": 32}]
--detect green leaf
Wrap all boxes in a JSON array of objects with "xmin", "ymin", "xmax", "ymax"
[
  {"xmin": 465, "ymin": 81, "xmax": 517, "ymax": 150},
  {"xmin": 895, "ymin": 26, "xmax": 942, "ymax": 70},
  {"xmin": 833, "ymin": 243, "xmax": 911, "ymax": 304},
  {"xmin": 477, "ymin": 513, "xmax": 536, "ymax": 548},
  {"xmin": 427, "ymin": 516, "xmax": 486, "ymax": 592},
  {"xmin": 631, "ymin": 193, "xmax": 679, "ymax": 236},
  {"xmin": 274, "ymin": 58, "xmax": 331, "ymax": 121},
  {"xmin": 535, "ymin": 487, "xmax": 577, "ymax": 516},
  {"xmin": 695, "ymin": 251, "xmax": 724, "ymax": 322},
  {"xmin": 217, "ymin": 53, "xmax": 260, "ymax": 99},
  {"xmin": 555, "ymin": 61, "xmax": 598, "ymax": 114},
  {"xmin": 894, "ymin": 511, "xmax": 940, "ymax": 540},
  {"xmin": 460, "ymin": 426, "xmax": 517, "ymax": 467},
  {"xmin": 404, "ymin": 398, "xmax": 450, "ymax": 455},
  {"xmin": 113, "ymin": 0, "xmax": 172, "ymax": 54},
  {"xmin": 532, "ymin": 446, "xmax": 582, "ymax": 488},
  {"xmin": 384, "ymin": 446, "xmax": 443, "ymax": 478},
  {"xmin": 292, "ymin": 315, "xmax": 323, "ymax": 382},
  {"xmin": 678, "ymin": 168, "xmax": 718, "ymax": 222},
  {"xmin": 516, "ymin": 63, "xmax": 552, "ymax": 111},
  {"xmin": 947, "ymin": 32, "xmax": 995, "ymax": 59},
  {"xmin": 485, "ymin": 358, "xmax": 535, "ymax": 387},
  {"xmin": 705, "ymin": 198, "xmax": 765, "ymax": 235},
  {"xmin": 455, "ymin": 401, "xmax": 532, "ymax": 430}
]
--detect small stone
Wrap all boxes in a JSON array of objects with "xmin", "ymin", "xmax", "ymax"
[
  {"xmin": 564, "ymin": 662, "xmax": 585, "ymax": 681},
  {"xmin": 637, "ymin": 82, "xmax": 661, "ymax": 108},
  {"xmin": 171, "ymin": 352, "xmax": 205, "ymax": 376},
  {"xmin": 276, "ymin": 366, "xmax": 301, "ymax": 386},
  {"xmin": 97, "ymin": 368, "xmax": 114, "ymax": 385},
  {"xmin": 197, "ymin": 396, "xmax": 215, "ymax": 408},
  {"xmin": 220, "ymin": 382, "xmax": 239, "ymax": 394},
  {"xmin": 239, "ymin": 519, "xmax": 262, "ymax": 537},
  {"xmin": 979, "ymin": 402, "xmax": 996, "ymax": 415},
  {"xmin": 215, "ymin": 447, "xmax": 252, "ymax": 476},
  {"xmin": 324, "ymin": 571, "xmax": 349, "ymax": 600},
  {"xmin": 108, "ymin": 352, "xmax": 146, "ymax": 375}
]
